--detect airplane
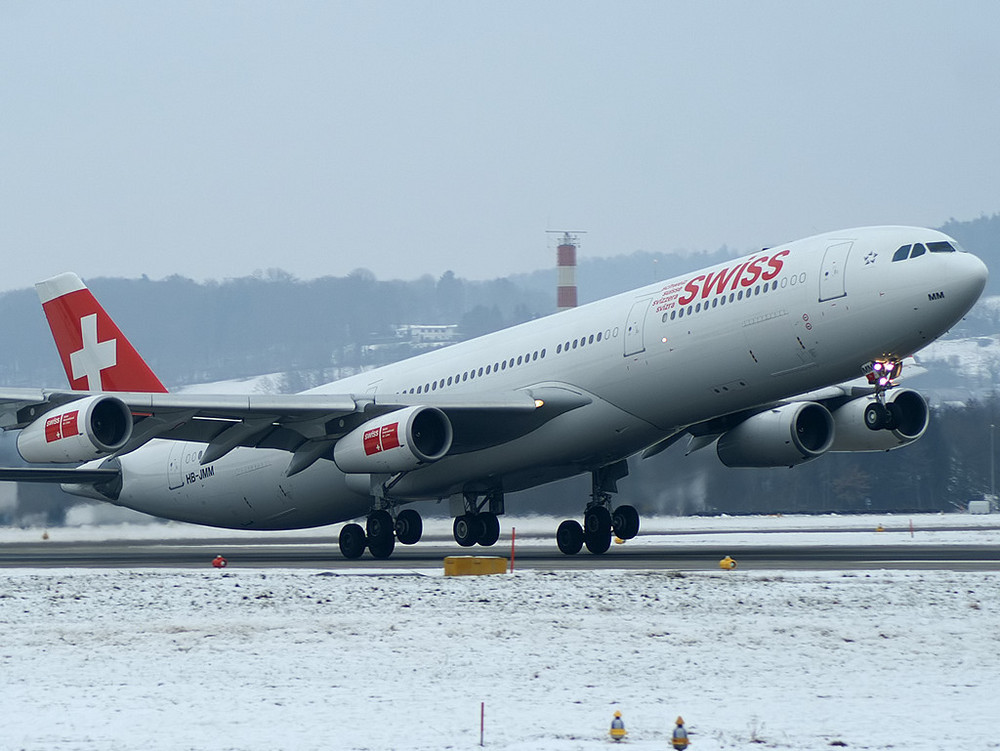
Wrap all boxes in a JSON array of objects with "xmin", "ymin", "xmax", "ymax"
[{"xmin": 0, "ymin": 226, "xmax": 988, "ymax": 559}]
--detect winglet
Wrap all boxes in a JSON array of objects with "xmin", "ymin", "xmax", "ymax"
[{"xmin": 36, "ymin": 272, "xmax": 168, "ymax": 393}]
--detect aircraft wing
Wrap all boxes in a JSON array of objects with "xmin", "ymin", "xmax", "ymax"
[
  {"xmin": 0, "ymin": 384, "xmax": 590, "ymax": 474},
  {"xmin": 641, "ymin": 356, "xmax": 927, "ymax": 460}
]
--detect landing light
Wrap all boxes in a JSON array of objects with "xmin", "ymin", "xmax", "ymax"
[{"xmin": 534, "ymin": 399, "xmax": 545, "ymax": 408}]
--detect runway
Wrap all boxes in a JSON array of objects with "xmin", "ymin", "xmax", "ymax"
[{"xmin": 3, "ymin": 533, "xmax": 1000, "ymax": 570}]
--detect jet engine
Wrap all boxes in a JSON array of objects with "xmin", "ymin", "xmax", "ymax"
[
  {"xmin": 716, "ymin": 402, "xmax": 834, "ymax": 468},
  {"xmin": 17, "ymin": 395, "xmax": 133, "ymax": 463},
  {"xmin": 829, "ymin": 389, "xmax": 929, "ymax": 452},
  {"xmin": 333, "ymin": 406, "xmax": 453, "ymax": 474}
]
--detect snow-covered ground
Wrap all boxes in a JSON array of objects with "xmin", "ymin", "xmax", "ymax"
[{"xmin": 1, "ymin": 516, "xmax": 999, "ymax": 750}]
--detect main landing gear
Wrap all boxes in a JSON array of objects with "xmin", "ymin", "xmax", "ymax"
[
  {"xmin": 556, "ymin": 461, "xmax": 640, "ymax": 555},
  {"xmin": 452, "ymin": 488, "xmax": 504, "ymax": 548},
  {"xmin": 338, "ymin": 507, "xmax": 425, "ymax": 560}
]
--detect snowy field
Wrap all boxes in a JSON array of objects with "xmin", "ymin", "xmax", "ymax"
[{"xmin": 1, "ymin": 516, "xmax": 999, "ymax": 750}]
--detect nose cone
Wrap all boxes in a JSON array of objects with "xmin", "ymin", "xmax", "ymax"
[{"xmin": 953, "ymin": 251, "xmax": 989, "ymax": 308}]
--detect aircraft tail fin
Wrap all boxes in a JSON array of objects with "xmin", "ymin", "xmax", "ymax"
[{"xmin": 35, "ymin": 272, "xmax": 169, "ymax": 393}]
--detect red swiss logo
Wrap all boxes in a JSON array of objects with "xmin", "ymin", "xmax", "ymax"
[
  {"xmin": 363, "ymin": 422, "xmax": 401, "ymax": 456},
  {"xmin": 44, "ymin": 411, "xmax": 80, "ymax": 443}
]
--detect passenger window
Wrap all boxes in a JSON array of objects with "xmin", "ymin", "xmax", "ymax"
[
  {"xmin": 910, "ymin": 243, "xmax": 926, "ymax": 258},
  {"xmin": 892, "ymin": 245, "xmax": 911, "ymax": 262},
  {"xmin": 678, "ymin": 308, "xmax": 685, "ymax": 318},
  {"xmin": 596, "ymin": 332, "xmax": 602, "ymax": 342},
  {"xmin": 928, "ymin": 241, "xmax": 956, "ymax": 253}
]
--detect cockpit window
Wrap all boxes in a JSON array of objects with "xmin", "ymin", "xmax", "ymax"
[
  {"xmin": 928, "ymin": 241, "xmax": 956, "ymax": 253},
  {"xmin": 892, "ymin": 244, "xmax": 911, "ymax": 262},
  {"xmin": 910, "ymin": 243, "xmax": 926, "ymax": 258}
]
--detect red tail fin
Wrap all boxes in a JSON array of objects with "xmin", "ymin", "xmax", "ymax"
[{"xmin": 35, "ymin": 273, "xmax": 168, "ymax": 393}]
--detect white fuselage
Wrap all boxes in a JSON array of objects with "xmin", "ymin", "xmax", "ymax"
[{"xmin": 95, "ymin": 227, "xmax": 987, "ymax": 529}]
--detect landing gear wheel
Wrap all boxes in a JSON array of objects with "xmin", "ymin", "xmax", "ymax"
[
  {"xmin": 367, "ymin": 531, "xmax": 395, "ymax": 559},
  {"xmin": 453, "ymin": 515, "xmax": 483, "ymax": 547},
  {"xmin": 367, "ymin": 509, "xmax": 394, "ymax": 541},
  {"xmin": 366, "ymin": 510, "xmax": 395, "ymax": 559},
  {"xmin": 556, "ymin": 519, "xmax": 584, "ymax": 555},
  {"xmin": 477, "ymin": 512, "xmax": 501, "ymax": 546},
  {"xmin": 584, "ymin": 506, "xmax": 613, "ymax": 555},
  {"xmin": 339, "ymin": 523, "xmax": 366, "ymax": 560},
  {"xmin": 394, "ymin": 509, "xmax": 423, "ymax": 545},
  {"xmin": 612, "ymin": 505, "xmax": 640, "ymax": 540},
  {"xmin": 884, "ymin": 401, "xmax": 900, "ymax": 431},
  {"xmin": 864, "ymin": 402, "xmax": 887, "ymax": 431}
]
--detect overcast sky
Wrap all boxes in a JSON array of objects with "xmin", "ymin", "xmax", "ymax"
[{"xmin": 2, "ymin": 2, "xmax": 999, "ymax": 292}]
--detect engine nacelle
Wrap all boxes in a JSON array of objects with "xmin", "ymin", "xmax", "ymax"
[
  {"xmin": 830, "ymin": 389, "xmax": 929, "ymax": 452},
  {"xmin": 717, "ymin": 402, "xmax": 834, "ymax": 468},
  {"xmin": 333, "ymin": 406, "xmax": 453, "ymax": 474},
  {"xmin": 17, "ymin": 395, "xmax": 133, "ymax": 463}
]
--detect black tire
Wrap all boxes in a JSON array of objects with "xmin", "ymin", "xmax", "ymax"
[
  {"xmin": 884, "ymin": 401, "xmax": 900, "ymax": 431},
  {"xmin": 584, "ymin": 506, "xmax": 613, "ymax": 555},
  {"xmin": 556, "ymin": 519, "xmax": 584, "ymax": 555},
  {"xmin": 338, "ymin": 523, "xmax": 366, "ymax": 560},
  {"xmin": 864, "ymin": 402, "xmax": 887, "ymax": 431},
  {"xmin": 366, "ymin": 509, "xmax": 394, "ymax": 541},
  {"xmin": 395, "ymin": 508, "xmax": 423, "ymax": 545},
  {"xmin": 612, "ymin": 504, "xmax": 640, "ymax": 540},
  {"xmin": 368, "ymin": 532, "xmax": 395, "ymax": 559},
  {"xmin": 453, "ymin": 515, "xmax": 481, "ymax": 547},
  {"xmin": 477, "ymin": 512, "xmax": 501, "ymax": 546}
]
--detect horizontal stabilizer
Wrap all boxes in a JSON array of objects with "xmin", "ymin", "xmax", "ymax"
[{"xmin": 0, "ymin": 467, "xmax": 121, "ymax": 484}]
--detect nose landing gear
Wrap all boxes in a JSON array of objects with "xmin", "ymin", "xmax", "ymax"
[{"xmin": 864, "ymin": 358, "xmax": 902, "ymax": 431}]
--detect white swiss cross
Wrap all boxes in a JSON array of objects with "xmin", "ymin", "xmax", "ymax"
[{"xmin": 70, "ymin": 314, "xmax": 117, "ymax": 390}]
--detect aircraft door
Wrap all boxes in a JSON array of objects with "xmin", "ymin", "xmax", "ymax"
[
  {"xmin": 819, "ymin": 241, "xmax": 853, "ymax": 302},
  {"xmin": 167, "ymin": 442, "xmax": 184, "ymax": 490},
  {"xmin": 623, "ymin": 298, "xmax": 652, "ymax": 357}
]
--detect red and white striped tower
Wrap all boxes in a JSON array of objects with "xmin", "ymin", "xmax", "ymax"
[{"xmin": 548, "ymin": 231, "xmax": 584, "ymax": 311}]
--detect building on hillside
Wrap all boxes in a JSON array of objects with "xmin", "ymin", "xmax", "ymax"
[{"xmin": 394, "ymin": 324, "xmax": 461, "ymax": 346}]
